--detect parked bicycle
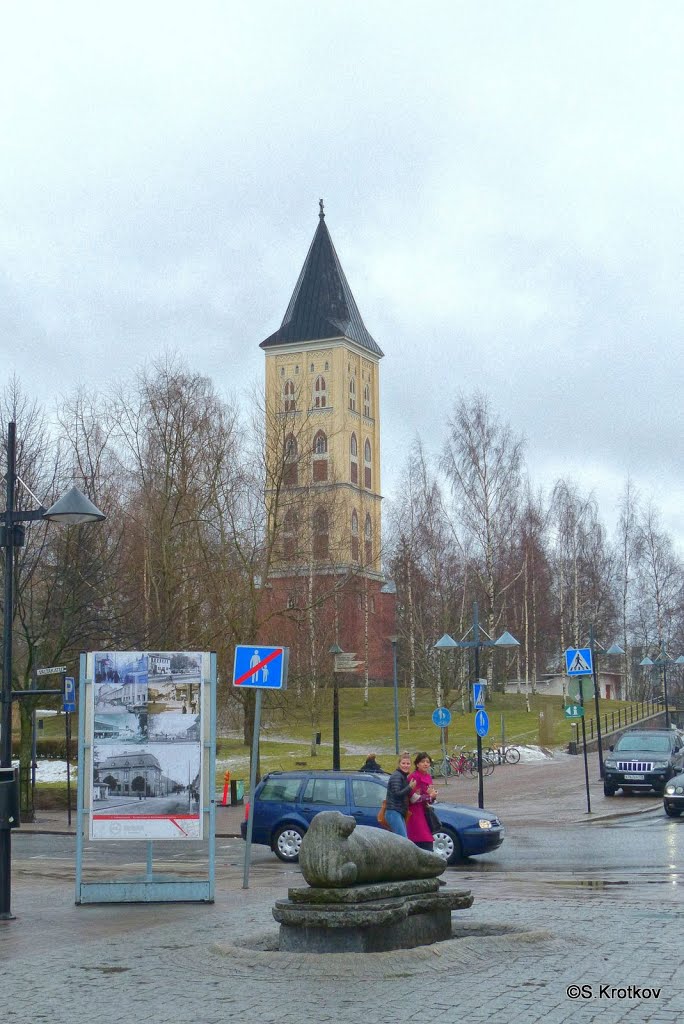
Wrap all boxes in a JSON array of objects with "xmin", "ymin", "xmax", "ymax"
[
  {"xmin": 431, "ymin": 747, "xmax": 494, "ymax": 778},
  {"xmin": 484, "ymin": 743, "xmax": 521, "ymax": 765}
]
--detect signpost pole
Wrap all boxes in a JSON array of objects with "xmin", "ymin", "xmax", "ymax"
[
  {"xmin": 579, "ymin": 679, "xmax": 591, "ymax": 814},
  {"xmin": 65, "ymin": 710, "xmax": 72, "ymax": 827},
  {"xmin": 474, "ymin": 621, "xmax": 484, "ymax": 810},
  {"xmin": 242, "ymin": 689, "xmax": 262, "ymax": 890},
  {"xmin": 589, "ymin": 625, "xmax": 605, "ymax": 779}
]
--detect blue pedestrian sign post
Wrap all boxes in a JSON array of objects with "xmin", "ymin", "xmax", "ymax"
[
  {"xmin": 63, "ymin": 676, "xmax": 76, "ymax": 713},
  {"xmin": 235, "ymin": 644, "xmax": 289, "ymax": 890},
  {"xmin": 233, "ymin": 645, "xmax": 289, "ymax": 690},
  {"xmin": 565, "ymin": 648, "xmax": 593, "ymax": 676},
  {"xmin": 475, "ymin": 710, "xmax": 489, "ymax": 737},
  {"xmin": 472, "ymin": 682, "xmax": 486, "ymax": 710},
  {"xmin": 432, "ymin": 707, "xmax": 452, "ymax": 728}
]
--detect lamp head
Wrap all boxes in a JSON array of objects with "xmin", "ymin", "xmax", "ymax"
[
  {"xmin": 605, "ymin": 644, "xmax": 625, "ymax": 656},
  {"xmin": 328, "ymin": 643, "xmax": 343, "ymax": 656},
  {"xmin": 434, "ymin": 633, "xmax": 458, "ymax": 650},
  {"xmin": 494, "ymin": 630, "xmax": 520, "ymax": 648},
  {"xmin": 640, "ymin": 656, "xmax": 654, "ymax": 667},
  {"xmin": 43, "ymin": 486, "xmax": 106, "ymax": 524}
]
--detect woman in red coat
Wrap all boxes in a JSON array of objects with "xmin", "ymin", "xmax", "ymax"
[{"xmin": 407, "ymin": 751, "xmax": 438, "ymax": 851}]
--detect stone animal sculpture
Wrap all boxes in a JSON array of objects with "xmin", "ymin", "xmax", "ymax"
[{"xmin": 299, "ymin": 810, "xmax": 446, "ymax": 888}]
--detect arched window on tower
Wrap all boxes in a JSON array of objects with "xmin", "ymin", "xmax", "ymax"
[
  {"xmin": 284, "ymin": 434, "xmax": 298, "ymax": 487},
  {"xmin": 350, "ymin": 433, "xmax": 358, "ymax": 484},
  {"xmin": 313, "ymin": 375, "xmax": 327, "ymax": 408},
  {"xmin": 282, "ymin": 508, "xmax": 298, "ymax": 561},
  {"xmin": 283, "ymin": 379, "xmax": 296, "ymax": 412},
  {"xmin": 312, "ymin": 430, "xmax": 328, "ymax": 482},
  {"xmin": 351, "ymin": 509, "xmax": 359, "ymax": 562},
  {"xmin": 349, "ymin": 376, "xmax": 356, "ymax": 412},
  {"xmin": 313, "ymin": 507, "xmax": 329, "ymax": 560},
  {"xmin": 364, "ymin": 439, "xmax": 372, "ymax": 489},
  {"xmin": 363, "ymin": 383, "xmax": 371, "ymax": 418},
  {"xmin": 365, "ymin": 514, "xmax": 373, "ymax": 564}
]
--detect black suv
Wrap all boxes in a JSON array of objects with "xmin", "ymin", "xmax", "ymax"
[{"xmin": 603, "ymin": 729, "xmax": 684, "ymax": 796}]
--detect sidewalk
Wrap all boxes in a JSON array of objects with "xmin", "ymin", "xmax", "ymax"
[{"xmin": 20, "ymin": 749, "xmax": 659, "ymax": 836}]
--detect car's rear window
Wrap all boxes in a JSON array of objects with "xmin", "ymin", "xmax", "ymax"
[
  {"xmin": 302, "ymin": 778, "xmax": 347, "ymax": 805},
  {"xmin": 259, "ymin": 778, "xmax": 301, "ymax": 802},
  {"xmin": 615, "ymin": 734, "xmax": 671, "ymax": 752}
]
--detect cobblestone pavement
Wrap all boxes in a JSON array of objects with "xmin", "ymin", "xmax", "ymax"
[
  {"xmin": 2, "ymin": 857, "xmax": 682, "ymax": 1024},
  {"xmin": 4, "ymin": 755, "xmax": 677, "ymax": 1024}
]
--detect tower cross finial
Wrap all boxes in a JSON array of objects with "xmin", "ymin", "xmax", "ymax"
[{"xmin": 319, "ymin": 198, "xmax": 325, "ymax": 219}]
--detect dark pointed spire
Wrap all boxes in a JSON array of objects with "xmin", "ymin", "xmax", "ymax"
[{"xmin": 260, "ymin": 206, "xmax": 383, "ymax": 357}]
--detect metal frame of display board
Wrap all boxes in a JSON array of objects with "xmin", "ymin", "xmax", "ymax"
[{"xmin": 75, "ymin": 651, "xmax": 216, "ymax": 904}]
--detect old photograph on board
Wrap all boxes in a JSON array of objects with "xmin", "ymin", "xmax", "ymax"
[{"xmin": 89, "ymin": 651, "xmax": 204, "ymax": 840}]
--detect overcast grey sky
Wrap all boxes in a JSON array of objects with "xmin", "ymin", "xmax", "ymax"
[{"xmin": 2, "ymin": 2, "xmax": 682, "ymax": 548}]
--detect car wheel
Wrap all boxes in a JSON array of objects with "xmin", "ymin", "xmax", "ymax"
[
  {"xmin": 603, "ymin": 782, "xmax": 616, "ymax": 797},
  {"xmin": 273, "ymin": 824, "xmax": 305, "ymax": 862},
  {"xmin": 664, "ymin": 803, "xmax": 682, "ymax": 818},
  {"xmin": 432, "ymin": 827, "xmax": 464, "ymax": 866}
]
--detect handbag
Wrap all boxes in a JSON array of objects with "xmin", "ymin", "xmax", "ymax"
[
  {"xmin": 377, "ymin": 799, "xmax": 391, "ymax": 830},
  {"xmin": 424, "ymin": 803, "xmax": 441, "ymax": 833}
]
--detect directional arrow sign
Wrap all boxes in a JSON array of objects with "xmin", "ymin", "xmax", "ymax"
[
  {"xmin": 475, "ymin": 710, "xmax": 489, "ymax": 737},
  {"xmin": 564, "ymin": 704, "xmax": 585, "ymax": 719},
  {"xmin": 565, "ymin": 648, "xmax": 593, "ymax": 676}
]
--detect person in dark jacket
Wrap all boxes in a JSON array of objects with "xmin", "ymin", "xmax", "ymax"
[
  {"xmin": 384, "ymin": 752, "xmax": 416, "ymax": 837},
  {"xmin": 359, "ymin": 753, "xmax": 383, "ymax": 773}
]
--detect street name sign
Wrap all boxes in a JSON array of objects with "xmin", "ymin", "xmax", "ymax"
[
  {"xmin": 233, "ymin": 645, "xmax": 289, "ymax": 689},
  {"xmin": 334, "ymin": 652, "xmax": 363, "ymax": 671},
  {"xmin": 36, "ymin": 665, "xmax": 66, "ymax": 677},
  {"xmin": 564, "ymin": 704, "xmax": 585, "ymax": 719},
  {"xmin": 432, "ymin": 707, "xmax": 452, "ymax": 728},
  {"xmin": 565, "ymin": 648, "xmax": 593, "ymax": 676},
  {"xmin": 475, "ymin": 710, "xmax": 489, "ymax": 737}
]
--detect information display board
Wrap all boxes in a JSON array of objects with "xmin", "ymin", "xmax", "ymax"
[{"xmin": 86, "ymin": 651, "xmax": 207, "ymax": 841}]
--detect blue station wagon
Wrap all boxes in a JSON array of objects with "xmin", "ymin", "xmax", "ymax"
[{"xmin": 240, "ymin": 769, "xmax": 505, "ymax": 865}]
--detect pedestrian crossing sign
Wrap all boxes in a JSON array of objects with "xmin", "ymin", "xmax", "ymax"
[{"xmin": 565, "ymin": 647, "xmax": 593, "ymax": 676}]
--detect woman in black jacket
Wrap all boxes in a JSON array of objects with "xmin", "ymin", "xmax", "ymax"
[{"xmin": 384, "ymin": 752, "xmax": 416, "ymax": 837}]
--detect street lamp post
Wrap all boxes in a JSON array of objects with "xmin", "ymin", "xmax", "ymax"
[
  {"xmin": 640, "ymin": 644, "xmax": 684, "ymax": 730},
  {"xmin": 329, "ymin": 644, "xmax": 343, "ymax": 771},
  {"xmin": 434, "ymin": 602, "xmax": 519, "ymax": 809},
  {"xmin": 588, "ymin": 628, "xmax": 625, "ymax": 779},
  {"xmin": 1, "ymin": 420, "xmax": 105, "ymax": 921},
  {"xmin": 388, "ymin": 636, "xmax": 399, "ymax": 755}
]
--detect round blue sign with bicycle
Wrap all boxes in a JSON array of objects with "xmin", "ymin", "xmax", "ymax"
[
  {"xmin": 432, "ymin": 707, "xmax": 452, "ymax": 728},
  {"xmin": 475, "ymin": 710, "xmax": 489, "ymax": 737}
]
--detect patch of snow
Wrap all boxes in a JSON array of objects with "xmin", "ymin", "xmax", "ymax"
[{"xmin": 13, "ymin": 760, "xmax": 75, "ymax": 782}]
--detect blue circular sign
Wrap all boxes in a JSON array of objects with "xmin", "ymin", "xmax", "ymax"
[
  {"xmin": 475, "ymin": 710, "xmax": 489, "ymax": 737},
  {"xmin": 432, "ymin": 706, "xmax": 452, "ymax": 728}
]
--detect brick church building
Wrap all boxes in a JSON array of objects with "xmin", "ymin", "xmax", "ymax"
[{"xmin": 258, "ymin": 204, "xmax": 396, "ymax": 685}]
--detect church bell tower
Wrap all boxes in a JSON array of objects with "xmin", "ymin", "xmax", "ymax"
[{"xmin": 259, "ymin": 203, "xmax": 395, "ymax": 683}]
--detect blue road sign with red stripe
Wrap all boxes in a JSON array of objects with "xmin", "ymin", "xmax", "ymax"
[{"xmin": 232, "ymin": 645, "xmax": 288, "ymax": 689}]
